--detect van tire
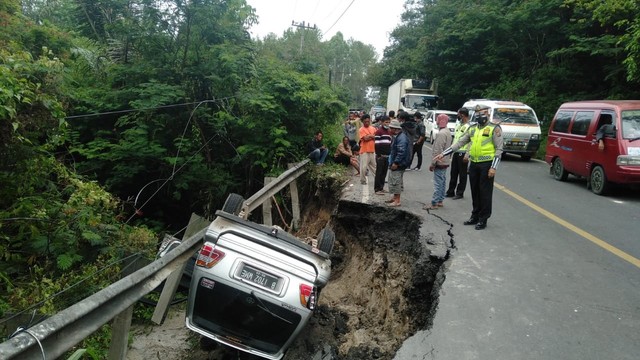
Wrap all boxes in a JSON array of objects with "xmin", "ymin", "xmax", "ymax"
[
  {"xmin": 317, "ymin": 227, "xmax": 335, "ymax": 255},
  {"xmin": 222, "ymin": 193, "xmax": 244, "ymax": 215},
  {"xmin": 552, "ymin": 158, "xmax": 568, "ymax": 181},
  {"xmin": 521, "ymin": 155, "xmax": 532, "ymax": 161},
  {"xmin": 590, "ymin": 166, "xmax": 609, "ymax": 195}
]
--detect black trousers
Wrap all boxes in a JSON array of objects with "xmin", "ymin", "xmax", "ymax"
[
  {"xmin": 468, "ymin": 160, "xmax": 494, "ymax": 222},
  {"xmin": 374, "ymin": 155, "xmax": 389, "ymax": 192},
  {"xmin": 411, "ymin": 141, "xmax": 424, "ymax": 169},
  {"xmin": 447, "ymin": 152, "xmax": 468, "ymax": 196}
]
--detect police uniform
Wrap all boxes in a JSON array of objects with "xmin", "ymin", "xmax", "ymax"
[{"xmin": 440, "ymin": 112, "xmax": 503, "ymax": 229}]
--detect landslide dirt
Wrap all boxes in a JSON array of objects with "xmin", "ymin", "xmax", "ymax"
[{"xmin": 128, "ymin": 198, "xmax": 448, "ymax": 360}]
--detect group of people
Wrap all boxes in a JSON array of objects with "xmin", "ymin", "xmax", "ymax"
[{"xmin": 308, "ymin": 104, "xmax": 503, "ymax": 230}]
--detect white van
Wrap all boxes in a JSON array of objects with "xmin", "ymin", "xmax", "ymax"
[{"xmin": 462, "ymin": 99, "xmax": 542, "ymax": 161}]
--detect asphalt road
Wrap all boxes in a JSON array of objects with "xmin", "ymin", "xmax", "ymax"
[{"xmin": 345, "ymin": 148, "xmax": 640, "ymax": 360}]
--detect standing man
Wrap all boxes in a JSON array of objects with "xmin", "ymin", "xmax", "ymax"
[
  {"xmin": 374, "ymin": 116, "xmax": 392, "ymax": 194},
  {"xmin": 386, "ymin": 119, "xmax": 412, "ymax": 207},
  {"xmin": 446, "ymin": 107, "xmax": 471, "ymax": 199},
  {"xmin": 358, "ymin": 114, "xmax": 377, "ymax": 185},
  {"xmin": 307, "ymin": 131, "xmax": 328, "ymax": 165},
  {"xmin": 433, "ymin": 105, "xmax": 503, "ymax": 230},
  {"xmin": 426, "ymin": 114, "xmax": 453, "ymax": 209},
  {"xmin": 401, "ymin": 112, "xmax": 426, "ymax": 171}
]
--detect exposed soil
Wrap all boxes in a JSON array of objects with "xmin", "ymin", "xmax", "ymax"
[{"xmin": 127, "ymin": 199, "xmax": 449, "ymax": 360}]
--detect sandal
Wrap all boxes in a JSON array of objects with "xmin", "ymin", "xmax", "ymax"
[
  {"xmin": 437, "ymin": 202, "xmax": 444, "ymax": 207},
  {"xmin": 385, "ymin": 199, "xmax": 395, "ymax": 203},
  {"xmin": 423, "ymin": 204, "xmax": 439, "ymax": 210},
  {"xmin": 387, "ymin": 202, "xmax": 401, "ymax": 207}
]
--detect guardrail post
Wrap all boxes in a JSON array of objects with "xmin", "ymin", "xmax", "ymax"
[
  {"xmin": 262, "ymin": 177, "xmax": 274, "ymax": 226},
  {"xmin": 151, "ymin": 214, "xmax": 210, "ymax": 325},
  {"xmin": 288, "ymin": 163, "xmax": 301, "ymax": 230},
  {"xmin": 108, "ymin": 255, "xmax": 147, "ymax": 359},
  {"xmin": 108, "ymin": 305, "xmax": 134, "ymax": 359}
]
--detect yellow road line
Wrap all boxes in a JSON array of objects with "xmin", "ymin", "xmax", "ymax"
[{"xmin": 495, "ymin": 182, "xmax": 640, "ymax": 269}]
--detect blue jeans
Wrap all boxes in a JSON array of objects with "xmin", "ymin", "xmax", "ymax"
[
  {"xmin": 309, "ymin": 148, "xmax": 328, "ymax": 164},
  {"xmin": 431, "ymin": 167, "xmax": 447, "ymax": 205}
]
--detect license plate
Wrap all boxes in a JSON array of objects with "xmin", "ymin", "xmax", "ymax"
[{"xmin": 237, "ymin": 263, "xmax": 281, "ymax": 292}]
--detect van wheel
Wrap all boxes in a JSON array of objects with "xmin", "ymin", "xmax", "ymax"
[
  {"xmin": 590, "ymin": 166, "xmax": 609, "ymax": 195},
  {"xmin": 222, "ymin": 193, "xmax": 244, "ymax": 215},
  {"xmin": 521, "ymin": 155, "xmax": 532, "ymax": 161},
  {"xmin": 552, "ymin": 158, "xmax": 568, "ymax": 181},
  {"xmin": 317, "ymin": 227, "xmax": 335, "ymax": 255}
]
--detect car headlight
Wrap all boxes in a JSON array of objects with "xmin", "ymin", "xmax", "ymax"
[
  {"xmin": 617, "ymin": 155, "xmax": 640, "ymax": 166},
  {"xmin": 530, "ymin": 134, "xmax": 540, "ymax": 140}
]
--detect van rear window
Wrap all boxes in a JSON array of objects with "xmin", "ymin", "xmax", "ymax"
[
  {"xmin": 552, "ymin": 111, "xmax": 573, "ymax": 133},
  {"xmin": 570, "ymin": 111, "xmax": 594, "ymax": 135}
]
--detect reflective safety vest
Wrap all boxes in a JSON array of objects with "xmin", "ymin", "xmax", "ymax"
[
  {"xmin": 453, "ymin": 123, "xmax": 470, "ymax": 152},
  {"xmin": 468, "ymin": 124, "xmax": 496, "ymax": 162}
]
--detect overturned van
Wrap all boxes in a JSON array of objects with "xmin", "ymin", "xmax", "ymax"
[
  {"xmin": 463, "ymin": 99, "xmax": 542, "ymax": 161},
  {"xmin": 545, "ymin": 100, "xmax": 640, "ymax": 195}
]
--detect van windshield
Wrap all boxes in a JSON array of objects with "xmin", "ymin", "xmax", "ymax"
[
  {"xmin": 621, "ymin": 110, "xmax": 640, "ymax": 140},
  {"xmin": 493, "ymin": 108, "xmax": 538, "ymax": 125}
]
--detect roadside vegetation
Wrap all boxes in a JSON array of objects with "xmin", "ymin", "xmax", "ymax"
[{"xmin": 1, "ymin": 0, "xmax": 640, "ymax": 357}]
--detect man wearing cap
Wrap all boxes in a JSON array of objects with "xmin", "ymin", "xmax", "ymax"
[
  {"xmin": 386, "ymin": 119, "xmax": 413, "ymax": 207},
  {"xmin": 433, "ymin": 105, "xmax": 503, "ymax": 229},
  {"xmin": 425, "ymin": 114, "xmax": 453, "ymax": 210},
  {"xmin": 446, "ymin": 107, "xmax": 471, "ymax": 199}
]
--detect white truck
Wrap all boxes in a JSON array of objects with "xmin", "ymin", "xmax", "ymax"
[{"xmin": 386, "ymin": 79, "xmax": 439, "ymax": 115}]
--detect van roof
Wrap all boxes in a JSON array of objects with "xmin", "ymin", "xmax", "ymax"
[
  {"xmin": 559, "ymin": 100, "xmax": 640, "ymax": 110},
  {"xmin": 463, "ymin": 99, "xmax": 531, "ymax": 109}
]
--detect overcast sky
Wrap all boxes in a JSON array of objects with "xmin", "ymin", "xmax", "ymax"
[{"xmin": 245, "ymin": 0, "xmax": 406, "ymax": 58}]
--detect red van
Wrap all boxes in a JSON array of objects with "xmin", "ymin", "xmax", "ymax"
[{"xmin": 545, "ymin": 100, "xmax": 640, "ymax": 195}]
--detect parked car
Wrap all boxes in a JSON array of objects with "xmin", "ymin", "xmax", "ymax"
[
  {"xmin": 185, "ymin": 194, "xmax": 335, "ymax": 360},
  {"xmin": 545, "ymin": 100, "xmax": 640, "ymax": 195},
  {"xmin": 424, "ymin": 110, "xmax": 458, "ymax": 144}
]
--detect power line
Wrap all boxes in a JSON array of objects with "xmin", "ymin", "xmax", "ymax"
[
  {"xmin": 322, "ymin": 0, "xmax": 357, "ymax": 36},
  {"xmin": 64, "ymin": 97, "xmax": 237, "ymax": 120}
]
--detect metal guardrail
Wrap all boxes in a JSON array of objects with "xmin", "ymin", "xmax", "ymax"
[
  {"xmin": 239, "ymin": 159, "xmax": 309, "ymax": 219},
  {"xmin": 0, "ymin": 228, "xmax": 207, "ymax": 360},
  {"xmin": 0, "ymin": 160, "xmax": 310, "ymax": 359}
]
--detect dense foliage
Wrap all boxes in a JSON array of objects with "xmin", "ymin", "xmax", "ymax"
[{"xmin": 372, "ymin": 0, "xmax": 640, "ymax": 123}]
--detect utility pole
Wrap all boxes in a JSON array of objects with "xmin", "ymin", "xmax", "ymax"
[{"xmin": 291, "ymin": 21, "xmax": 317, "ymax": 53}]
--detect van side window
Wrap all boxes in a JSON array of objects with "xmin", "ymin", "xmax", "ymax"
[
  {"xmin": 552, "ymin": 111, "xmax": 572, "ymax": 133},
  {"xmin": 570, "ymin": 111, "xmax": 594, "ymax": 136}
]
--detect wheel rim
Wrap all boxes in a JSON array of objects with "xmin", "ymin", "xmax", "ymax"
[
  {"xmin": 592, "ymin": 168, "xmax": 603, "ymax": 192},
  {"xmin": 553, "ymin": 159, "xmax": 562, "ymax": 178}
]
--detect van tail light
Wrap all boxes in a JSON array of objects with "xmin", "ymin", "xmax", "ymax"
[
  {"xmin": 195, "ymin": 242, "xmax": 225, "ymax": 268},
  {"xmin": 299, "ymin": 284, "xmax": 317, "ymax": 310}
]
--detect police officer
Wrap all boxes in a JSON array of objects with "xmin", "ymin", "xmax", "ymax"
[
  {"xmin": 434, "ymin": 105, "xmax": 503, "ymax": 230},
  {"xmin": 446, "ymin": 107, "xmax": 471, "ymax": 199}
]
